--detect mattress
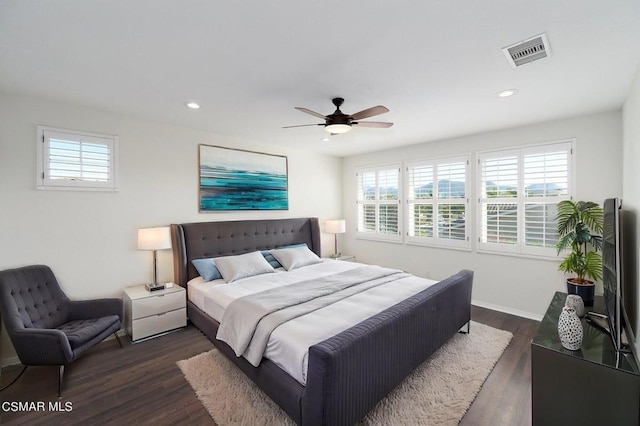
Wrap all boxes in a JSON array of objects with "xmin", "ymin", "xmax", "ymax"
[{"xmin": 188, "ymin": 259, "xmax": 438, "ymax": 384}]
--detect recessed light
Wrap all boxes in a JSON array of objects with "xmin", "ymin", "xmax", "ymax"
[
  {"xmin": 186, "ymin": 102, "xmax": 200, "ymax": 109},
  {"xmin": 321, "ymin": 138, "xmax": 330, "ymax": 142},
  {"xmin": 497, "ymin": 89, "xmax": 517, "ymax": 98}
]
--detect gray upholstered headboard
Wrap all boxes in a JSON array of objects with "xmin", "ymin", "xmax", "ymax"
[{"xmin": 171, "ymin": 217, "xmax": 321, "ymax": 287}]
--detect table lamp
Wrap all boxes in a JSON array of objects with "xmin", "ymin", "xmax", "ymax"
[
  {"xmin": 138, "ymin": 226, "xmax": 172, "ymax": 291},
  {"xmin": 325, "ymin": 219, "xmax": 346, "ymax": 258}
]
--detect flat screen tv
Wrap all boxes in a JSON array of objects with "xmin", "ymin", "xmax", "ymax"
[{"xmin": 602, "ymin": 197, "xmax": 637, "ymax": 355}]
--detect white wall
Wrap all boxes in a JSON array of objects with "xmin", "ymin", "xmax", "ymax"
[
  {"xmin": 623, "ymin": 64, "xmax": 640, "ymax": 356},
  {"xmin": 0, "ymin": 92, "xmax": 343, "ymax": 364},
  {"xmin": 342, "ymin": 111, "xmax": 623, "ymax": 320}
]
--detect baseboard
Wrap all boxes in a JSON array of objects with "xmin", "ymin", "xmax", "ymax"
[
  {"xmin": 1, "ymin": 355, "xmax": 20, "ymax": 368},
  {"xmin": 472, "ymin": 299, "xmax": 543, "ymax": 322}
]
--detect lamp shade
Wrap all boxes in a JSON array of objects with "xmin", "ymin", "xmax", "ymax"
[
  {"xmin": 137, "ymin": 227, "xmax": 172, "ymax": 250},
  {"xmin": 325, "ymin": 219, "xmax": 346, "ymax": 234}
]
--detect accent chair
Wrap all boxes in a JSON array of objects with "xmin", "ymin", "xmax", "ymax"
[{"xmin": 0, "ymin": 264, "xmax": 123, "ymax": 396}]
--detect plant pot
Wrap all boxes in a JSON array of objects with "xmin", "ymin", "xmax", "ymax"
[{"xmin": 566, "ymin": 279, "xmax": 595, "ymax": 306}]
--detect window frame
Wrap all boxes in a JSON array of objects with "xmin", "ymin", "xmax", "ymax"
[
  {"xmin": 37, "ymin": 125, "xmax": 119, "ymax": 191},
  {"xmin": 355, "ymin": 164, "xmax": 402, "ymax": 243},
  {"xmin": 405, "ymin": 154, "xmax": 470, "ymax": 250},
  {"xmin": 476, "ymin": 140, "xmax": 574, "ymax": 258}
]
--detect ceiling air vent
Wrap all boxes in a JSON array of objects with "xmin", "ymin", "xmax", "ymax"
[{"xmin": 503, "ymin": 33, "xmax": 551, "ymax": 68}]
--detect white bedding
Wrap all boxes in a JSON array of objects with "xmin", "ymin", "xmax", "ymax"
[{"xmin": 188, "ymin": 260, "xmax": 438, "ymax": 385}]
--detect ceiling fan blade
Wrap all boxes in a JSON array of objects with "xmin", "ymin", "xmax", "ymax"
[
  {"xmin": 295, "ymin": 107, "xmax": 327, "ymax": 120},
  {"xmin": 282, "ymin": 124, "xmax": 324, "ymax": 129},
  {"xmin": 350, "ymin": 105, "xmax": 389, "ymax": 120},
  {"xmin": 352, "ymin": 121, "xmax": 394, "ymax": 128}
]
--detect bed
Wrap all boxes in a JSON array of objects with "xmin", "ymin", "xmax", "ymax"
[{"xmin": 171, "ymin": 217, "xmax": 473, "ymax": 425}]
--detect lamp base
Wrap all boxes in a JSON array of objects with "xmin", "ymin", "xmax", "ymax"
[
  {"xmin": 330, "ymin": 253, "xmax": 342, "ymax": 259},
  {"xmin": 145, "ymin": 283, "xmax": 165, "ymax": 292}
]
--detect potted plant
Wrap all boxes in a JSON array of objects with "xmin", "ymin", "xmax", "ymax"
[{"xmin": 555, "ymin": 200, "xmax": 603, "ymax": 306}]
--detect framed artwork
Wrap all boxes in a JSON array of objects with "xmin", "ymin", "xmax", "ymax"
[{"xmin": 199, "ymin": 144, "xmax": 289, "ymax": 211}]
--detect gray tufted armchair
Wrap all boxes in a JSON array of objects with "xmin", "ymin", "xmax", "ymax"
[{"xmin": 0, "ymin": 264, "xmax": 123, "ymax": 396}]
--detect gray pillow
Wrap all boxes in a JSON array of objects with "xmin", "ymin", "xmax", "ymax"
[
  {"xmin": 214, "ymin": 251, "xmax": 275, "ymax": 283},
  {"xmin": 269, "ymin": 246, "xmax": 322, "ymax": 271}
]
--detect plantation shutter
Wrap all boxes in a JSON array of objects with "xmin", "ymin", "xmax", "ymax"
[
  {"xmin": 356, "ymin": 170, "xmax": 377, "ymax": 233},
  {"xmin": 407, "ymin": 163, "xmax": 434, "ymax": 237},
  {"xmin": 478, "ymin": 141, "xmax": 573, "ymax": 256},
  {"xmin": 38, "ymin": 127, "xmax": 118, "ymax": 191},
  {"xmin": 522, "ymin": 143, "xmax": 571, "ymax": 252},
  {"xmin": 436, "ymin": 160, "xmax": 467, "ymax": 242},
  {"xmin": 406, "ymin": 156, "xmax": 469, "ymax": 248},
  {"xmin": 479, "ymin": 152, "xmax": 519, "ymax": 248},
  {"xmin": 377, "ymin": 168, "xmax": 399, "ymax": 235},
  {"xmin": 356, "ymin": 165, "xmax": 401, "ymax": 242}
]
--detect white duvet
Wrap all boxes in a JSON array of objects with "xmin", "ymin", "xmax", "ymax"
[{"xmin": 188, "ymin": 260, "xmax": 438, "ymax": 385}]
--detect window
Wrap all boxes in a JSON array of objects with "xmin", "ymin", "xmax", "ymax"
[
  {"xmin": 37, "ymin": 126, "xmax": 118, "ymax": 191},
  {"xmin": 356, "ymin": 165, "xmax": 401, "ymax": 241},
  {"xmin": 477, "ymin": 141, "xmax": 573, "ymax": 257},
  {"xmin": 406, "ymin": 155, "xmax": 470, "ymax": 249}
]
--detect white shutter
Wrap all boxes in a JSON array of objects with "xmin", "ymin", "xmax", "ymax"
[
  {"xmin": 356, "ymin": 171, "xmax": 377, "ymax": 233},
  {"xmin": 523, "ymin": 148, "xmax": 569, "ymax": 197},
  {"xmin": 406, "ymin": 156, "xmax": 469, "ymax": 249},
  {"xmin": 377, "ymin": 168, "xmax": 400, "ymax": 235},
  {"xmin": 355, "ymin": 165, "xmax": 401, "ymax": 242},
  {"xmin": 478, "ymin": 151, "xmax": 520, "ymax": 252},
  {"xmin": 522, "ymin": 143, "xmax": 571, "ymax": 253},
  {"xmin": 435, "ymin": 160, "xmax": 467, "ymax": 244},
  {"xmin": 478, "ymin": 141, "xmax": 573, "ymax": 257},
  {"xmin": 37, "ymin": 126, "xmax": 118, "ymax": 191},
  {"xmin": 407, "ymin": 163, "xmax": 433, "ymax": 237}
]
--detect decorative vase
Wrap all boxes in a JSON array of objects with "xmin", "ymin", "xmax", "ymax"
[
  {"xmin": 558, "ymin": 306, "xmax": 583, "ymax": 350},
  {"xmin": 565, "ymin": 294, "xmax": 585, "ymax": 317}
]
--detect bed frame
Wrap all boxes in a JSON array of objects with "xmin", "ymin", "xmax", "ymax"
[{"xmin": 171, "ymin": 217, "xmax": 473, "ymax": 425}]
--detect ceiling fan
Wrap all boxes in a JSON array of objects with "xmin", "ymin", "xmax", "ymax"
[{"xmin": 284, "ymin": 97, "xmax": 393, "ymax": 135}]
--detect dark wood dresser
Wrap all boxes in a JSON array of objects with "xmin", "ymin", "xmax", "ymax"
[{"xmin": 531, "ymin": 292, "xmax": 640, "ymax": 426}]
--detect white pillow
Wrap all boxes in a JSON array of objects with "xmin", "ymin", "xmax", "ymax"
[
  {"xmin": 269, "ymin": 246, "xmax": 322, "ymax": 271},
  {"xmin": 213, "ymin": 251, "xmax": 275, "ymax": 283}
]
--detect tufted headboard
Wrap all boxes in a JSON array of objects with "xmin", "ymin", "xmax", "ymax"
[{"xmin": 171, "ymin": 217, "xmax": 321, "ymax": 287}]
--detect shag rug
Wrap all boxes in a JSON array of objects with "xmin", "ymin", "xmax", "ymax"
[{"xmin": 177, "ymin": 321, "xmax": 512, "ymax": 425}]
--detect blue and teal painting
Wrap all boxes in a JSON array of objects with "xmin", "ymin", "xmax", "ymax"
[{"xmin": 199, "ymin": 145, "xmax": 288, "ymax": 211}]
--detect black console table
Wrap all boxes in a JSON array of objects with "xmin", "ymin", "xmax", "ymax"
[{"xmin": 532, "ymin": 292, "xmax": 640, "ymax": 425}]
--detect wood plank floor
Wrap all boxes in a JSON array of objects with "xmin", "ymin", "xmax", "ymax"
[{"xmin": 0, "ymin": 306, "xmax": 539, "ymax": 425}]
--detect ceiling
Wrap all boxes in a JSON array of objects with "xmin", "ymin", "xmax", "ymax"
[{"xmin": 1, "ymin": 1, "xmax": 639, "ymax": 157}]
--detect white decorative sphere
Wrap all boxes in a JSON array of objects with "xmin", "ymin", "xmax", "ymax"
[{"xmin": 565, "ymin": 294, "xmax": 585, "ymax": 317}]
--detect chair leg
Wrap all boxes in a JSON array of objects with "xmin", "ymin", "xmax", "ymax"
[
  {"xmin": 58, "ymin": 365, "xmax": 64, "ymax": 398},
  {"xmin": 114, "ymin": 332, "xmax": 123, "ymax": 348},
  {"xmin": 0, "ymin": 365, "xmax": 28, "ymax": 392}
]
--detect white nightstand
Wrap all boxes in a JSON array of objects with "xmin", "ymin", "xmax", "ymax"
[
  {"xmin": 123, "ymin": 284, "xmax": 186, "ymax": 342},
  {"xmin": 329, "ymin": 255, "xmax": 356, "ymax": 262}
]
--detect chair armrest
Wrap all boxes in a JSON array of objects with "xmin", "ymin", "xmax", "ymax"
[
  {"xmin": 68, "ymin": 298, "xmax": 124, "ymax": 323},
  {"xmin": 9, "ymin": 327, "xmax": 73, "ymax": 365}
]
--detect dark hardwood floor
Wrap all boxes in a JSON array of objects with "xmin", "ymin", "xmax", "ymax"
[{"xmin": 1, "ymin": 306, "xmax": 539, "ymax": 425}]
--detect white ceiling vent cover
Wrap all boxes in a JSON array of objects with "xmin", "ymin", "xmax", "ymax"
[{"xmin": 503, "ymin": 33, "xmax": 551, "ymax": 68}]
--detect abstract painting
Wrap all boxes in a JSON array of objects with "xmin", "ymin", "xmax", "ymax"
[{"xmin": 199, "ymin": 144, "xmax": 288, "ymax": 211}]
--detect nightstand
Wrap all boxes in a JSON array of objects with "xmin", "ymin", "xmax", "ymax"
[
  {"xmin": 123, "ymin": 284, "xmax": 186, "ymax": 342},
  {"xmin": 329, "ymin": 255, "xmax": 356, "ymax": 262}
]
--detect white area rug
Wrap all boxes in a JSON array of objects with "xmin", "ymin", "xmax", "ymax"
[{"xmin": 177, "ymin": 321, "xmax": 512, "ymax": 425}]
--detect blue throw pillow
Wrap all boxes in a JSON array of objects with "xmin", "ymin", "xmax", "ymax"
[
  {"xmin": 261, "ymin": 251, "xmax": 282, "ymax": 269},
  {"xmin": 191, "ymin": 258, "xmax": 222, "ymax": 281}
]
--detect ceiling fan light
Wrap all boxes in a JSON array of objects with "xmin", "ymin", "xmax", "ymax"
[{"xmin": 325, "ymin": 124, "xmax": 351, "ymax": 134}]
